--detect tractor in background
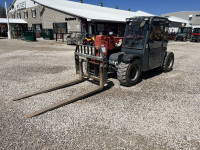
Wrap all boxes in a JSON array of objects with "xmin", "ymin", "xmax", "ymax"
[
  {"xmin": 66, "ymin": 31, "xmax": 85, "ymax": 45},
  {"xmin": 175, "ymin": 27, "xmax": 192, "ymax": 41},
  {"xmin": 190, "ymin": 28, "xmax": 200, "ymax": 42}
]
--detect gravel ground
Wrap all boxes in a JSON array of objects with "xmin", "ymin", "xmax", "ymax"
[{"xmin": 0, "ymin": 39, "xmax": 200, "ymax": 149}]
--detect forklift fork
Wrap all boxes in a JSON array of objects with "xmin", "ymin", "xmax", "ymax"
[
  {"xmin": 13, "ymin": 61, "xmax": 84, "ymax": 102},
  {"xmin": 13, "ymin": 45, "xmax": 107, "ymax": 118}
]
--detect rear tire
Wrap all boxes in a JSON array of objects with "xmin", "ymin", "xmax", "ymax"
[
  {"xmin": 161, "ymin": 52, "xmax": 174, "ymax": 72},
  {"xmin": 117, "ymin": 61, "xmax": 141, "ymax": 86}
]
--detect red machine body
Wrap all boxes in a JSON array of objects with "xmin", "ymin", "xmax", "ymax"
[
  {"xmin": 192, "ymin": 33, "xmax": 200, "ymax": 36},
  {"xmin": 95, "ymin": 35, "xmax": 124, "ymax": 57}
]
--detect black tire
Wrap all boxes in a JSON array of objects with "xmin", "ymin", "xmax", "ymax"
[
  {"xmin": 161, "ymin": 52, "xmax": 174, "ymax": 72},
  {"xmin": 117, "ymin": 60, "xmax": 141, "ymax": 86}
]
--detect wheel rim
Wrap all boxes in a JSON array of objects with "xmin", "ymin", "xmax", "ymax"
[
  {"xmin": 130, "ymin": 65, "xmax": 139, "ymax": 81},
  {"xmin": 167, "ymin": 56, "xmax": 173, "ymax": 69}
]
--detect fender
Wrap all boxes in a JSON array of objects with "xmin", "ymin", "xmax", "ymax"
[
  {"xmin": 109, "ymin": 52, "xmax": 124, "ymax": 66},
  {"xmin": 121, "ymin": 54, "xmax": 140, "ymax": 64}
]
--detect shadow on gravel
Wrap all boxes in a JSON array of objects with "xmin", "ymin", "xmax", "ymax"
[
  {"xmin": 141, "ymin": 68, "xmax": 162, "ymax": 80},
  {"xmin": 107, "ymin": 68, "xmax": 162, "ymax": 84},
  {"xmin": 135, "ymin": 68, "xmax": 163, "ymax": 84},
  {"xmin": 86, "ymin": 79, "xmax": 115, "ymax": 91},
  {"xmin": 25, "ymin": 79, "xmax": 115, "ymax": 118},
  {"xmin": 23, "ymin": 69, "xmax": 162, "ymax": 117}
]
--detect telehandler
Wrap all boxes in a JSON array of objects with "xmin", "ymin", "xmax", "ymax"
[{"xmin": 13, "ymin": 16, "xmax": 174, "ymax": 117}]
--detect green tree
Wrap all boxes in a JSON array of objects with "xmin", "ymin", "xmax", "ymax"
[{"xmin": 0, "ymin": 4, "xmax": 6, "ymax": 18}]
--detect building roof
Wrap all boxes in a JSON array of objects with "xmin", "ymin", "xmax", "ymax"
[
  {"xmin": 0, "ymin": 18, "xmax": 27, "ymax": 24},
  {"xmin": 168, "ymin": 16, "xmax": 189, "ymax": 23},
  {"xmin": 31, "ymin": 0, "xmax": 154, "ymax": 22},
  {"xmin": 9, "ymin": 0, "xmax": 39, "ymax": 12},
  {"xmin": 168, "ymin": 16, "xmax": 190, "ymax": 26},
  {"xmin": 163, "ymin": 11, "xmax": 200, "ymax": 15}
]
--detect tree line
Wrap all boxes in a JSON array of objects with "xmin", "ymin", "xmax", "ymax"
[{"xmin": 0, "ymin": 3, "xmax": 6, "ymax": 18}]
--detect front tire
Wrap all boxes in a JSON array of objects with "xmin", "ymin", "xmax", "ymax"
[
  {"xmin": 117, "ymin": 61, "xmax": 141, "ymax": 86},
  {"xmin": 161, "ymin": 52, "xmax": 174, "ymax": 72}
]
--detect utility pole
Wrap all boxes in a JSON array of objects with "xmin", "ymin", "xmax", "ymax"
[{"xmin": 4, "ymin": 0, "xmax": 11, "ymax": 39}]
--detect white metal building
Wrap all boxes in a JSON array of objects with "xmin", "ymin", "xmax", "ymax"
[
  {"xmin": 7, "ymin": 0, "xmax": 195, "ymax": 38},
  {"xmin": 8, "ymin": 0, "xmax": 154, "ymax": 37},
  {"xmin": 162, "ymin": 11, "xmax": 200, "ymax": 29}
]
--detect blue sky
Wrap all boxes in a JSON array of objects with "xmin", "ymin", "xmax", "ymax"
[{"xmin": 2, "ymin": 0, "xmax": 200, "ymax": 15}]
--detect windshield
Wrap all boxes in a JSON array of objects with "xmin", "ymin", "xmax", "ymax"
[
  {"xmin": 193, "ymin": 28, "xmax": 200, "ymax": 33},
  {"xmin": 123, "ymin": 22, "xmax": 148, "ymax": 50},
  {"xmin": 178, "ymin": 28, "xmax": 188, "ymax": 33}
]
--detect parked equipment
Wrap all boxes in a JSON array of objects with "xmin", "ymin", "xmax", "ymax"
[
  {"xmin": 66, "ymin": 31, "xmax": 85, "ymax": 45},
  {"xmin": 11, "ymin": 27, "xmax": 24, "ymax": 39},
  {"xmin": 175, "ymin": 27, "xmax": 192, "ymax": 41},
  {"xmin": 168, "ymin": 29, "xmax": 176, "ymax": 40},
  {"xmin": 25, "ymin": 30, "xmax": 36, "ymax": 41},
  {"xmin": 190, "ymin": 28, "xmax": 200, "ymax": 42},
  {"xmin": 0, "ymin": 25, "xmax": 7, "ymax": 37},
  {"xmin": 42, "ymin": 29, "xmax": 54, "ymax": 40},
  {"xmin": 13, "ymin": 16, "xmax": 174, "ymax": 117}
]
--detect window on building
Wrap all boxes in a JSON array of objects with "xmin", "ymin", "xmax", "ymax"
[
  {"xmin": 196, "ymin": 14, "xmax": 200, "ymax": 17},
  {"xmin": 17, "ymin": 12, "xmax": 21, "ymax": 19},
  {"xmin": 32, "ymin": 9, "xmax": 36, "ymax": 18},
  {"xmin": 24, "ymin": 11, "xmax": 28, "ymax": 19},
  {"xmin": 97, "ymin": 24, "xmax": 105, "ymax": 32},
  {"xmin": 53, "ymin": 23, "xmax": 68, "ymax": 33},
  {"xmin": 12, "ymin": 13, "xmax": 15, "ymax": 19}
]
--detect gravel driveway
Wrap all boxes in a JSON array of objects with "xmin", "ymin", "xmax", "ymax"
[{"xmin": 0, "ymin": 39, "xmax": 200, "ymax": 149}]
